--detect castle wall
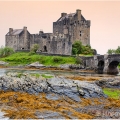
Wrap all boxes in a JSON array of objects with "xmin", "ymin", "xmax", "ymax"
[
  {"xmin": 30, "ymin": 33, "xmax": 51, "ymax": 52},
  {"xmin": 70, "ymin": 20, "xmax": 90, "ymax": 45},
  {"xmin": 47, "ymin": 37, "xmax": 72, "ymax": 55},
  {"xmin": 53, "ymin": 10, "xmax": 90, "ymax": 46},
  {"xmin": 6, "ymin": 35, "xmax": 19, "ymax": 51},
  {"xmin": 18, "ymin": 31, "xmax": 31, "ymax": 50}
]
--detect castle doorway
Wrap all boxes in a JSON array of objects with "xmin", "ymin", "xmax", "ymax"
[{"xmin": 44, "ymin": 45, "xmax": 47, "ymax": 52}]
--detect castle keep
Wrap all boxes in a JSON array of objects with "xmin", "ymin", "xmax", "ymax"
[{"xmin": 5, "ymin": 9, "xmax": 91, "ymax": 55}]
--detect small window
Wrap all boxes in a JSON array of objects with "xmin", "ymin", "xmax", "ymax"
[
  {"xmin": 80, "ymin": 34, "xmax": 81, "ymax": 36},
  {"xmin": 42, "ymin": 36, "xmax": 47, "ymax": 39}
]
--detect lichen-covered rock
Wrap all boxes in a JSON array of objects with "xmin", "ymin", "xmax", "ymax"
[{"xmin": 0, "ymin": 72, "xmax": 106, "ymax": 102}]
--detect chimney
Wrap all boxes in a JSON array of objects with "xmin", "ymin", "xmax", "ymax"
[
  {"xmin": 23, "ymin": 26, "xmax": 27, "ymax": 49},
  {"xmin": 61, "ymin": 13, "xmax": 67, "ymax": 17},
  {"xmin": 9, "ymin": 28, "xmax": 13, "ymax": 35},
  {"xmin": 23, "ymin": 26, "xmax": 27, "ymax": 32},
  {"xmin": 39, "ymin": 30, "xmax": 44, "ymax": 34},
  {"xmin": 76, "ymin": 9, "xmax": 81, "ymax": 21}
]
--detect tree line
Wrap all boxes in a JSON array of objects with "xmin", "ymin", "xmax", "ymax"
[{"xmin": 107, "ymin": 46, "xmax": 120, "ymax": 54}]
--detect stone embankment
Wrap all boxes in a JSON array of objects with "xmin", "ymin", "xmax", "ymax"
[{"xmin": 0, "ymin": 72, "xmax": 106, "ymax": 102}]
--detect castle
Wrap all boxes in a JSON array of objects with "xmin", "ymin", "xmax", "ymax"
[{"xmin": 5, "ymin": 9, "xmax": 91, "ymax": 55}]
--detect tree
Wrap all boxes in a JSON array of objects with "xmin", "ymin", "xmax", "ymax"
[
  {"xmin": 31, "ymin": 44, "xmax": 39, "ymax": 53},
  {"xmin": 72, "ymin": 41, "xmax": 94, "ymax": 55},
  {"xmin": 115, "ymin": 46, "xmax": 120, "ymax": 54},
  {"xmin": 0, "ymin": 46, "xmax": 14, "ymax": 57},
  {"xmin": 72, "ymin": 41, "xmax": 82, "ymax": 55},
  {"xmin": 107, "ymin": 49, "xmax": 115, "ymax": 54}
]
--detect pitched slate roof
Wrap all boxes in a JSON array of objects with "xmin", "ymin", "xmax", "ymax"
[
  {"xmin": 6, "ymin": 29, "xmax": 23, "ymax": 35},
  {"xmin": 57, "ymin": 13, "xmax": 86, "ymax": 22}
]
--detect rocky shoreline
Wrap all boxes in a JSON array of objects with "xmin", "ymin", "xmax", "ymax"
[
  {"xmin": 0, "ymin": 72, "xmax": 106, "ymax": 102},
  {"xmin": 0, "ymin": 61, "xmax": 91, "ymax": 71},
  {"xmin": 0, "ymin": 61, "xmax": 120, "ymax": 119}
]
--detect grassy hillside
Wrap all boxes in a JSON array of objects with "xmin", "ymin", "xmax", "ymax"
[{"xmin": 0, "ymin": 52, "xmax": 77, "ymax": 66}]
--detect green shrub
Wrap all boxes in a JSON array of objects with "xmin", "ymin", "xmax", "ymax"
[
  {"xmin": 72, "ymin": 41, "xmax": 93, "ymax": 55},
  {"xmin": 72, "ymin": 41, "xmax": 82, "ymax": 55},
  {"xmin": 0, "ymin": 46, "xmax": 14, "ymax": 57},
  {"xmin": 75, "ymin": 57, "xmax": 82, "ymax": 64},
  {"xmin": 52, "ymin": 57, "xmax": 62, "ymax": 63},
  {"xmin": 30, "ymin": 44, "xmax": 39, "ymax": 53}
]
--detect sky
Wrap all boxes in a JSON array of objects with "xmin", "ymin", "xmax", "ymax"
[{"xmin": 0, "ymin": 1, "xmax": 120, "ymax": 55}]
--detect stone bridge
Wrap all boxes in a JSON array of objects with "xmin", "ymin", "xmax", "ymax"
[{"xmin": 82, "ymin": 54, "xmax": 120, "ymax": 74}]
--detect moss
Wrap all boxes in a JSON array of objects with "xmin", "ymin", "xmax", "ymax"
[{"xmin": 103, "ymin": 88, "xmax": 120, "ymax": 99}]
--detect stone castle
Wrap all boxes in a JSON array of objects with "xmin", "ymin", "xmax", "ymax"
[{"xmin": 5, "ymin": 9, "xmax": 91, "ymax": 55}]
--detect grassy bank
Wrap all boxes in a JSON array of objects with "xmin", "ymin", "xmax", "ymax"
[
  {"xmin": 103, "ymin": 88, "xmax": 120, "ymax": 99},
  {"xmin": 0, "ymin": 52, "xmax": 77, "ymax": 66}
]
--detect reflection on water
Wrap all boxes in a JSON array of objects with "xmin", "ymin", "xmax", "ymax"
[{"xmin": 0, "ymin": 68, "xmax": 116, "ymax": 78}]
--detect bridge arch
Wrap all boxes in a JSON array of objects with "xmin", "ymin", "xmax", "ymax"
[
  {"xmin": 107, "ymin": 59, "xmax": 120, "ymax": 74},
  {"xmin": 97, "ymin": 60, "xmax": 104, "ymax": 74}
]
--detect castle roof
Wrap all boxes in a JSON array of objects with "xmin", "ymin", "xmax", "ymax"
[
  {"xmin": 6, "ymin": 29, "xmax": 23, "ymax": 35},
  {"xmin": 57, "ymin": 13, "xmax": 86, "ymax": 22}
]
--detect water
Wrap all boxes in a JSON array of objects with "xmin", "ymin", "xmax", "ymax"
[{"xmin": 0, "ymin": 68, "xmax": 116, "ymax": 78}]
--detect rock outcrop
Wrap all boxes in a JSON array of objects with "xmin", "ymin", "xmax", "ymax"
[
  {"xmin": 0, "ymin": 72, "xmax": 106, "ymax": 102},
  {"xmin": 96, "ymin": 77, "xmax": 120, "ymax": 88}
]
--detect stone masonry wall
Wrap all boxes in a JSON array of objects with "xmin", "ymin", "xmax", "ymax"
[
  {"xmin": 53, "ymin": 10, "xmax": 90, "ymax": 46},
  {"xmin": 6, "ymin": 35, "xmax": 19, "ymax": 51},
  {"xmin": 18, "ymin": 31, "xmax": 31, "ymax": 50}
]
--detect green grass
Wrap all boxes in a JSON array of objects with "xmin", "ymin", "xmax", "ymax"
[
  {"xmin": 78, "ymin": 54, "xmax": 94, "ymax": 57},
  {"xmin": 17, "ymin": 73, "xmax": 23, "ymax": 78},
  {"xmin": 30, "ymin": 73, "xmax": 40, "ymax": 78},
  {"xmin": 14, "ymin": 73, "xmax": 53, "ymax": 79},
  {"xmin": 103, "ymin": 88, "xmax": 120, "ymax": 99},
  {"xmin": 41, "ymin": 74, "xmax": 53, "ymax": 79},
  {"xmin": 0, "ymin": 52, "xmax": 76, "ymax": 66}
]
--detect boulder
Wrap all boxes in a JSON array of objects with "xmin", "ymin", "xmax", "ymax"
[
  {"xmin": 0, "ymin": 61, "xmax": 8, "ymax": 66},
  {"xmin": 59, "ymin": 64, "xmax": 70, "ymax": 69},
  {"xmin": 27, "ymin": 62, "xmax": 45, "ymax": 68},
  {"xmin": 95, "ymin": 77, "xmax": 120, "ymax": 88}
]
